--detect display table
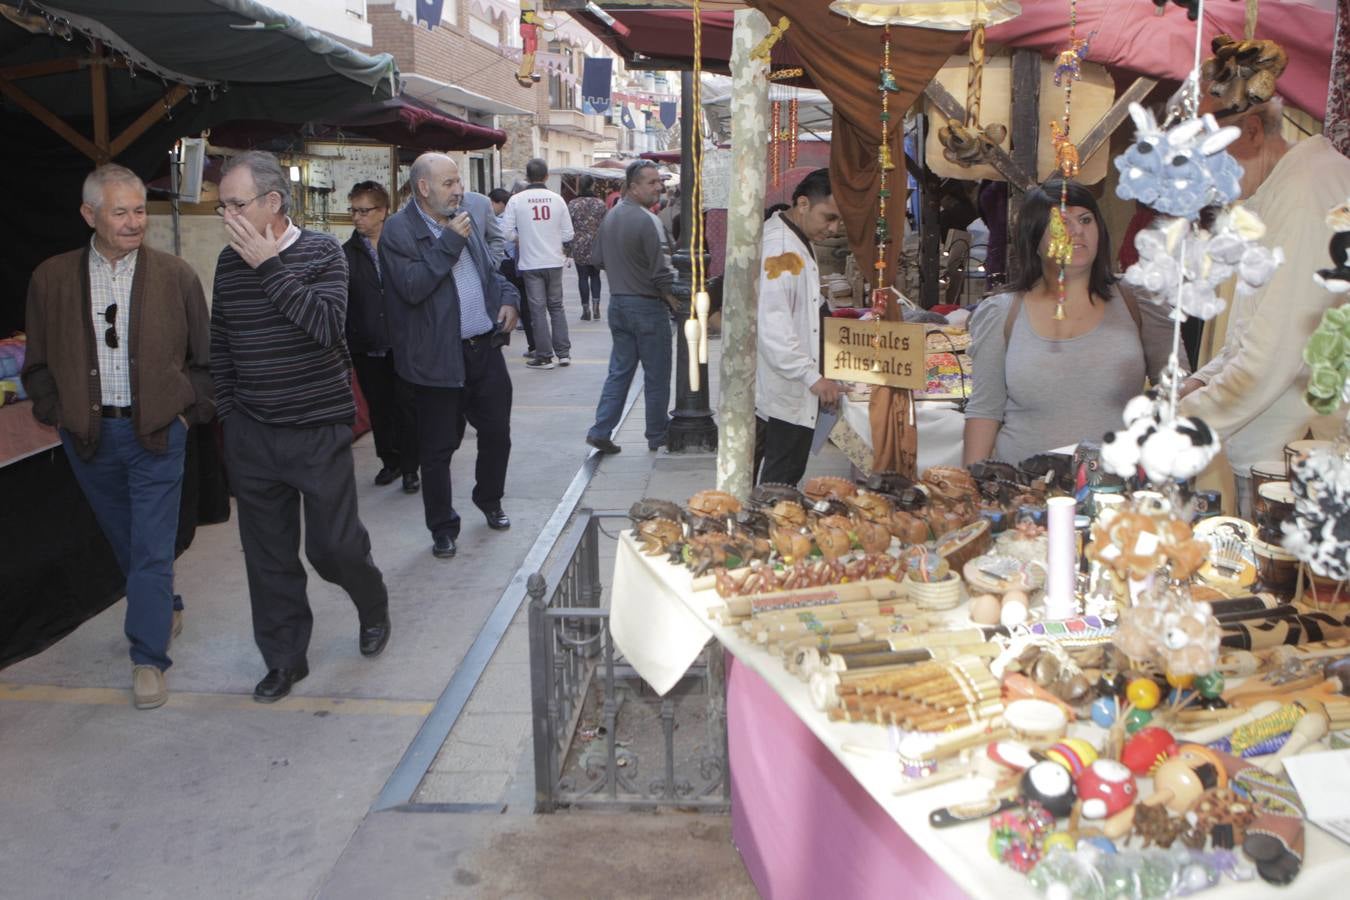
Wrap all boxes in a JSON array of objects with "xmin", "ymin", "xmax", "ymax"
[
  {"xmin": 609, "ymin": 532, "xmax": 1350, "ymax": 899},
  {"xmin": 0, "ymin": 398, "xmax": 58, "ymax": 467}
]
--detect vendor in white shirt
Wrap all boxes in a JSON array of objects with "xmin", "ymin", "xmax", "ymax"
[
  {"xmin": 1178, "ymin": 95, "xmax": 1350, "ymax": 516},
  {"xmin": 754, "ymin": 168, "xmax": 845, "ymax": 486}
]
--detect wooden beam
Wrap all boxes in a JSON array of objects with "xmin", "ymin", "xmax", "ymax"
[
  {"xmin": 0, "ymin": 58, "xmax": 83, "ymax": 80},
  {"xmin": 1007, "ymin": 49, "xmax": 1041, "ymax": 285},
  {"xmin": 923, "ymin": 80, "xmax": 1036, "ymax": 191},
  {"xmin": 1074, "ymin": 76, "xmax": 1158, "ymax": 163},
  {"xmin": 91, "ymin": 42, "xmax": 109, "ymax": 163},
  {"xmin": 110, "ymin": 84, "xmax": 189, "ymax": 159},
  {"xmin": 0, "ymin": 75, "xmax": 100, "ymax": 161}
]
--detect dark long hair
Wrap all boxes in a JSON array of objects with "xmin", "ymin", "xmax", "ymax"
[{"xmin": 1006, "ymin": 178, "xmax": 1117, "ymax": 301}]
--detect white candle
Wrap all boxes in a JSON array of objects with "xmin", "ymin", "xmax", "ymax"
[{"xmin": 1045, "ymin": 496, "xmax": 1078, "ymax": 620}]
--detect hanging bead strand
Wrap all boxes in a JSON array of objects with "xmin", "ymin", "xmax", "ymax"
[{"xmin": 1050, "ymin": 0, "xmax": 1081, "ymax": 321}]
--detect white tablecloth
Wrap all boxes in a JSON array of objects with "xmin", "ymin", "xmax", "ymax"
[
  {"xmin": 838, "ymin": 395, "xmax": 965, "ymax": 473},
  {"xmin": 608, "ymin": 531, "xmax": 1350, "ymax": 900}
]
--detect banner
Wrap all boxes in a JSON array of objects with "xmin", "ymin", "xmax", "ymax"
[
  {"xmin": 394, "ymin": 0, "xmax": 445, "ymax": 30},
  {"xmin": 620, "ymin": 103, "xmax": 636, "ymax": 129},
  {"xmin": 659, "ymin": 101, "xmax": 677, "ymax": 129},
  {"xmin": 580, "ymin": 57, "xmax": 613, "ymax": 116}
]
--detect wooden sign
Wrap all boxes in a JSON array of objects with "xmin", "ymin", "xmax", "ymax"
[{"xmin": 824, "ymin": 318, "xmax": 925, "ymax": 389}]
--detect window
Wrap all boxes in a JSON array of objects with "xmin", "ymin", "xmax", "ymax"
[{"xmin": 469, "ymin": 14, "xmax": 498, "ymax": 44}]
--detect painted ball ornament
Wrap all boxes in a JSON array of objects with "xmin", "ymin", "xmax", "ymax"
[
  {"xmin": 1166, "ymin": 671, "xmax": 1195, "ymax": 689},
  {"xmin": 1123, "ymin": 706, "xmax": 1154, "ymax": 735},
  {"xmin": 1194, "ymin": 671, "xmax": 1226, "ymax": 698},
  {"xmin": 1126, "ymin": 677, "xmax": 1162, "ymax": 710},
  {"xmin": 1075, "ymin": 759, "xmax": 1139, "ymax": 819},
  {"xmin": 1121, "ymin": 726, "xmax": 1178, "ymax": 776},
  {"xmin": 1044, "ymin": 739, "xmax": 1098, "ymax": 777},
  {"xmin": 1090, "ymin": 695, "xmax": 1119, "ymax": 728},
  {"xmin": 1021, "ymin": 760, "xmax": 1077, "ymax": 817}
]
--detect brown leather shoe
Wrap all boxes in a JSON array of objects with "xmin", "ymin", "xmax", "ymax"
[{"xmin": 132, "ymin": 665, "xmax": 167, "ymax": 710}]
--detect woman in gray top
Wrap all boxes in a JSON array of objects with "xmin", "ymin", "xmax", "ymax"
[{"xmin": 963, "ymin": 180, "xmax": 1176, "ymax": 466}]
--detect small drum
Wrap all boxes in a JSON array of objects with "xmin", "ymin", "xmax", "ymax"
[
  {"xmin": 1250, "ymin": 460, "xmax": 1288, "ymax": 523},
  {"xmin": 1284, "ymin": 439, "xmax": 1333, "ymax": 478},
  {"xmin": 1256, "ymin": 481, "xmax": 1296, "ymax": 544}
]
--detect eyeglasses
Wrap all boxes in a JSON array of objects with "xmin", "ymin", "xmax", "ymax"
[
  {"xmin": 349, "ymin": 205, "xmax": 383, "ymax": 217},
  {"xmin": 103, "ymin": 303, "xmax": 118, "ymax": 349},
  {"xmin": 215, "ymin": 193, "xmax": 267, "ymax": 215}
]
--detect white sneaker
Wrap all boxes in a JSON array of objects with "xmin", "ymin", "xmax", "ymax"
[{"xmin": 557, "ymin": 356, "xmax": 571, "ymax": 367}]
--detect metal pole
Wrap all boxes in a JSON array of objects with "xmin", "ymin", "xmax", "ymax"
[
  {"xmin": 169, "ymin": 142, "xmax": 182, "ymax": 257},
  {"xmin": 715, "ymin": 9, "xmax": 771, "ymax": 497},
  {"xmin": 667, "ymin": 70, "xmax": 718, "ymax": 453}
]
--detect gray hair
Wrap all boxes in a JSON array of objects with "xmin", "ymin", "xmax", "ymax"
[
  {"xmin": 1218, "ymin": 94, "xmax": 1285, "ymax": 139},
  {"xmin": 82, "ymin": 164, "xmax": 146, "ymax": 210},
  {"xmin": 409, "ymin": 153, "xmax": 456, "ymax": 197},
  {"xmin": 221, "ymin": 150, "xmax": 291, "ymax": 215},
  {"xmin": 623, "ymin": 159, "xmax": 658, "ymax": 191}
]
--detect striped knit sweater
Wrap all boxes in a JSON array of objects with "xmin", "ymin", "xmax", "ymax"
[{"xmin": 210, "ymin": 229, "xmax": 354, "ymax": 425}]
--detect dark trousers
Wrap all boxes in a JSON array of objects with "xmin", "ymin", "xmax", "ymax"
[
  {"xmin": 413, "ymin": 340, "xmax": 513, "ymax": 540},
  {"xmin": 223, "ymin": 414, "xmax": 388, "ymax": 670},
  {"xmin": 576, "ymin": 263, "xmax": 602, "ymax": 308},
  {"xmin": 754, "ymin": 415, "xmax": 814, "ymax": 487},
  {"xmin": 352, "ymin": 352, "xmax": 418, "ymax": 474},
  {"xmin": 61, "ymin": 417, "xmax": 187, "ymax": 670},
  {"xmin": 501, "ymin": 258, "xmax": 533, "ymax": 354}
]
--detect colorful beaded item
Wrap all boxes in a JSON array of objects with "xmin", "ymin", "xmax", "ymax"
[{"xmin": 988, "ymin": 802, "xmax": 1057, "ymax": 873}]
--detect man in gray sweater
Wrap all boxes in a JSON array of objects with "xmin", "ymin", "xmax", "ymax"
[{"xmin": 585, "ymin": 160, "xmax": 677, "ymax": 453}]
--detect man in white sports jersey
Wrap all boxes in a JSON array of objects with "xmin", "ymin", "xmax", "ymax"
[{"xmin": 502, "ymin": 158, "xmax": 574, "ymax": 370}]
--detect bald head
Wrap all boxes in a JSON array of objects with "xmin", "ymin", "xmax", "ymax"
[{"xmin": 411, "ymin": 153, "xmax": 463, "ymax": 221}]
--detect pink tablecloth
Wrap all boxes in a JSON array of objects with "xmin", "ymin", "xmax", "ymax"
[{"xmin": 728, "ymin": 653, "xmax": 970, "ymax": 900}]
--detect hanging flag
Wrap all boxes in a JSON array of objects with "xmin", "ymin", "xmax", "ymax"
[
  {"xmin": 394, "ymin": 0, "xmax": 445, "ymax": 29},
  {"xmin": 621, "ymin": 104, "xmax": 636, "ymax": 129},
  {"xmin": 659, "ymin": 101, "xmax": 677, "ymax": 129},
  {"xmin": 581, "ymin": 58, "xmax": 613, "ymax": 115}
]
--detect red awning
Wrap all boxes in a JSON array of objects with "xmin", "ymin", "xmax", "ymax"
[{"xmin": 573, "ymin": 8, "xmax": 802, "ymax": 74}]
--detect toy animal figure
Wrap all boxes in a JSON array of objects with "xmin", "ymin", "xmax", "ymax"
[
  {"xmin": 1114, "ymin": 103, "xmax": 1242, "ymax": 220},
  {"xmin": 1053, "ymin": 38, "xmax": 1089, "ymax": 88},
  {"xmin": 1313, "ymin": 200, "xmax": 1350, "ymax": 294},
  {"xmin": 1202, "ymin": 34, "xmax": 1289, "ymax": 115},
  {"xmin": 937, "ymin": 119, "xmax": 1008, "ymax": 168},
  {"xmin": 1071, "ymin": 441, "xmax": 1125, "ymax": 501},
  {"xmin": 1050, "ymin": 120, "xmax": 1080, "ymax": 178},
  {"xmin": 516, "ymin": 1, "xmax": 556, "ymax": 87},
  {"xmin": 1045, "ymin": 206, "xmax": 1074, "ymax": 266}
]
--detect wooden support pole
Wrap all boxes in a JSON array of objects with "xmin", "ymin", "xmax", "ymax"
[
  {"xmin": 716, "ymin": 8, "xmax": 771, "ymax": 499},
  {"xmin": 1006, "ymin": 49, "xmax": 1040, "ymax": 286},
  {"xmin": 91, "ymin": 42, "xmax": 110, "ymax": 164},
  {"xmin": 110, "ymin": 84, "xmax": 189, "ymax": 159},
  {"xmin": 0, "ymin": 58, "xmax": 83, "ymax": 80},
  {"xmin": 0, "ymin": 75, "xmax": 101, "ymax": 161}
]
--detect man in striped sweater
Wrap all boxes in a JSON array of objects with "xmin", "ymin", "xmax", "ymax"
[{"xmin": 210, "ymin": 151, "xmax": 390, "ymax": 703}]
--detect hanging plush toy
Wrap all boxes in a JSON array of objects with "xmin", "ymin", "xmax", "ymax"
[
  {"xmin": 1313, "ymin": 199, "xmax": 1350, "ymax": 294},
  {"xmin": 1100, "ymin": 391, "xmax": 1220, "ymax": 485},
  {"xmin": 1114, "ymin": 104, "xmax": 1242, "ymax": 220}
]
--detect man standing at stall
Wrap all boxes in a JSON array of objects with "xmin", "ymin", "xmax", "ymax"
[
  {"xmin": 502, "ymin": 158, "xmax": 573, "ymax": 369},
  {"xmin": 23, "ymin": 164, "xmax": 212, "ymax": 710},
  {"xmin": 380, "ymin": 153, "xmax": 520, "ymax": 560},
  {"xmin": 585, "ymin": 159, "xmax": 676, "ymax": 454},
  {"xmin": 754, "ymin": 168, "xmax": 845, "ymax": 486},
  {"xmin": 344, "ymin": 180, "xmax": 419, "ymax": 494},
  {"xmin": 212, "ymin": 151, "xmax": 390, "ymax": 703},
  {"xmin": 1179, "ymin": 96, "xmax": 1350, "ymax": 516}
]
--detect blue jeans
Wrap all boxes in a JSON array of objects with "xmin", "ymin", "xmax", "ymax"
[
  {"xmin": 61, "ymin": 417, "xmax": 187, "ymax": 670},
  {"xmin": 588, "ymin": 294, "xmax": 673, "ymax": 447}
]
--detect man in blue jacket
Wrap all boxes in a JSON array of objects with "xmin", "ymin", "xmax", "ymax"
[{"xmin": 379, "ymin": 153, "xmax": 520, "ymax": 559}]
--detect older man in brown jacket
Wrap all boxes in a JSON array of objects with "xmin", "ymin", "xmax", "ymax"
[{"xmin": 22, "ymin": 164, "xmax": 212, "ymax": 709}]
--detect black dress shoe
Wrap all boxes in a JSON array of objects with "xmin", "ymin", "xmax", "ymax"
[
  {"xmin": 374, "ymin": 466, "xmax": 398, "ymax": 486},
  {"xmin": 432, "ymin": 534, "xmax": 457, "ymax": 558},
  {"xmin": 402, "ymin": 472, "xmax": 420, "ymax": 494},
  {"xmin": 586, "ymin": 435, "xmax": 622, "ymax": 455},
  {"xmin": 483, "ymin": 507, "xmax": 510, "ymax": 530},
  {"xmin": 253, "ymin": 665, "xmax": 308, "ymax": 703},
  {"xmin": 359, "ymin": 619, "xmax": 391, "ymax": 657}
]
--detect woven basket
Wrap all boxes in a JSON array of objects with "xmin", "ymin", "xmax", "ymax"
[{"xmin": 905, "ymin": 571, "xmax": 963, "ymax": 610}]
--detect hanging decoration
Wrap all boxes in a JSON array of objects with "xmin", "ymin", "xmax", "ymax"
[
  {"xmin": 1048, "ymin": 0, "xmax": 1083, "ymax": 321},
  {"xmin": 872, "ymin": 24, "xmax": 898, "ymax": 328},
  {"xmin": 516, "ymin": 1, "xmax": 558, "ymax": 88},
  {"xmin": 787, "ymin": 97, "xmax": 799, "ymax": 170},
  {"xmin": 1313, "ymin": 198, "xmax": 1350, "ymax": 294},
  {"xmin": 684, "ymin": 0, "xmax": 710, "ymax": 392},
  {"xmin": 770, "ymin": 100, "xmax": 782, "ymax": 188},
  {"xmin": 1201, "ymin": 34, "xmax": 1289, "ymax": 116},
  {"xmin": 936, "ymin": 8, "xmax": 1008, "ymax": 168}
]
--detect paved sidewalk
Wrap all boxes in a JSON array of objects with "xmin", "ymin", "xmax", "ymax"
[{"xmin": 1, "ymin": 263, "xmax": 853, "ymax": 899}]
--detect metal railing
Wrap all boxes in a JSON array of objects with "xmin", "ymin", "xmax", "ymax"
[{"xmin": 528, "ymin": 509, "xmax": 729, "ymax": 813}]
